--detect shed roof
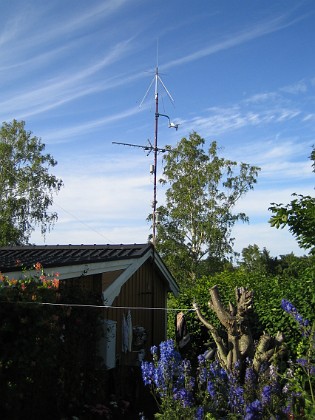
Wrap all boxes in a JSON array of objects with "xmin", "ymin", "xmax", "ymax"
[
  {"xmin": 0, "ymin": 243, "xmax": 180, "ymax": 300},
  {"xmin": 0, "ymin": 243, "xmax": 152, "ymax": 272}
]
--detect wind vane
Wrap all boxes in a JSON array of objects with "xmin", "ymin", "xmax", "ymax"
[{"xmin": 113, "ymin": 64, "xmax": 178, "ymax": 245}]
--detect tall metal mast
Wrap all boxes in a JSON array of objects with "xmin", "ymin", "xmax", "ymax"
[
  {"xmin": 151, "ymin": 65, "xmax": 178, "ymax": 244},
  {"xmin": 152, "ymin": 66, "xmax": 159, "ymax": 244},
  {"xmin": 113, "ymin": 63, "xmax": 178, "ymax": 245}
]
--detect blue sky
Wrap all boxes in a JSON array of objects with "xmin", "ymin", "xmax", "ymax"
[{"xmin": 1, "ymin": 0, "xmax": 314, "ymax": 257}]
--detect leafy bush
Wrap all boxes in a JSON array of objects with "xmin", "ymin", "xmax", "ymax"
[
  {"xmin": 0, "ymin": 265, "xmax": 105, "ymax": 419},
  {"xmin": 167, "ymin": 255, "xmax": 315, "ymax": 359},
  {"xmin": 144, "ymin": 297, "xmax": 315, "ymax": 418},
  {"xmin": 280, "ymin": 299, "xmax": 315, "ymax": 418}
]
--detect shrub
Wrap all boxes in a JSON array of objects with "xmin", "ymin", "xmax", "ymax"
[
  {"xmin": 0, "ymin": 266, "xmax": 104, "ymax": 418},
  {"xmin": 145, "ymin": 295, "xmax": 315, "ymax": 418}
]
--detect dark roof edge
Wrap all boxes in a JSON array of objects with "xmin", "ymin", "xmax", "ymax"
[
  {"xmin": 0, "ymin": 243, "xmax": 153, "ymax": 272},
  {"xmin": 0, "ymin": 243, "xmax": 150, "ymax": 251}
]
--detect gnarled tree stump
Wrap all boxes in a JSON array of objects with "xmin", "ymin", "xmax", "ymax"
[{"xmin": 193, "ymin": 285, "xmax": 285, "ymax": 374}]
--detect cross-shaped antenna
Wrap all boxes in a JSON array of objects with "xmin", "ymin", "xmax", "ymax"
[{"xmin": 112, "ymin": 141, "xmax": 167, "ymax": 156}]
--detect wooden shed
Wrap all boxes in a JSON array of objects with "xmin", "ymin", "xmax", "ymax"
[{"xmin": 0, "ymin": 243, "xmax": 179, "ymax": 369}]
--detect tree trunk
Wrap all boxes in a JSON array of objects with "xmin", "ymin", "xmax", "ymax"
[{"xmin": 193, "ymin": 285, "xmax": 285, "ymax": 374}]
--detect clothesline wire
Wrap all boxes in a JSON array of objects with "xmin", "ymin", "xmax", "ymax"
[{"xmin": 0, "ymin": 300, "xmax": 196, "ymax": 312}]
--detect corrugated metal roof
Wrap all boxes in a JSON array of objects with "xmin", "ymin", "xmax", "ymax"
[{"xmin": 0, "ymin": 243, "xmax": 152, "ymax": 272}]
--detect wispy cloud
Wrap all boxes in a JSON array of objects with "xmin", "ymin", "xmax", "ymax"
[
  {"xmin": 0, "ymin": 38, "xmax": 137, "ymax": 120},
  {"xmin": 244, "ymin": 92, "xmax": 281, "ymax": 105},
  {"xmin": 55, "ymin": 0, "xmax": 130, "ymax": 36},
  {"xmin": 280, "ymin": 80, "xmax": 308, "ymax": 94},
  {"xmin": 0, "ymin": 0, "xmax": 138, "ymax": 119},
  {"xmin": 182, "ymin": 106, "xmax": 301, "ymax": 137},
  {"xmin": 303, "ymin": 114, "xmax": 315, "ymax": 122},
  {"xmin": 42, "ymin": 104, "xmax": 149, "ymax": 143},
  {"xmin": 0, "ymin": 0, "xmax": 131, "ymax": 54},
  {"xmin": 177, "ymin": 73, "xmax": 315, "ymax": 144},
  {"xmin": 161, "ymin": 11, "xmax": 306, "ymax": 71}
]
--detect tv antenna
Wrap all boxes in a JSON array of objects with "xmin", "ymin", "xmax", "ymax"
[{"xmin": 113, "ymin": 64, "xmax": 178, "ymax": 245}]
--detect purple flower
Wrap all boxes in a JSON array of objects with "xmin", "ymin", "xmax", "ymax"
[
  {"xmin": 195, "ymin": 406, "xmax": 204, "ymax": 420},
  {"xmin": 245, "ymin": 366, "xmax": 256, "ymax": 387},
  {"xmin": 198, "ymin": 354, "xmax": 206, "ymax": 365},
  {"xmin": 173, "ymin": 388, "xmax": 193, "ymax": 408},
  {"xmin": 219, "ymin": 367, "xmax": 228, "ymax": 380},
  {"xmin": 296, "ymin": 358, "xmax": 308, "ymax": 367},
  {"xmin": 245, "ymin": 399, "xmax": 262, "ymax": 420},
  {"xmin": 141, "ymin": 361, "xmax": 155, "ymax": 386},
  {"xmin": 151, "ymin": 345, "xmax": 158, "ymax": 355},
  {"xmin": 207, "ymin": 380, "xmax": 216, "ymax": 398},
  {"xmin": 142, "ymin": 339, "xmax": 198, "ymax": 408},
  {"xmin": 154, "ymin": 364, "xmax": 167, "ymax": 391},
  {"xmin": 159, "ymin": 339, "xmax": 181, "ymax": 364},
  {"xmin": 261, "ymin": 385, "xmax": 272, "ymax": 406},
  {"xmin": 281, "ymin": 299, "xmax": 295, "ymax": 313},
  {"xmin": 228, "ymin": 385, "xmax": 244, "ymax": 413},
  {"xmin": 281, "ymin": 299, "xmax": 310, "ymax": 329},
  {"xmin": 198, "ymin": 366, "xmax": 207, "ymax": 384}
]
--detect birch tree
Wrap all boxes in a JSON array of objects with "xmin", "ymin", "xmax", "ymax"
[
  {"xmin": 154, "ymin": 132, "xmax": 260, "ymax": 282},
  {"xmin": 0, "ymin": 120, "xmax": 63, "ymax": 245}
]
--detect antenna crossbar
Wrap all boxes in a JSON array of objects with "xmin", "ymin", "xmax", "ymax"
[{"xmin": 112, "ymin": 141, "xmax": 166, "ymax": 154}]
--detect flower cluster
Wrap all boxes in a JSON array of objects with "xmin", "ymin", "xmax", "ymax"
[
  {"xmin": 0, "ymin": 263, "xmax": 60, "ymax": 291},
  {"xmin": 141, "ymin": 339, "xmax": 195, "ymax": 411},
  {"xmin": 141, "ymin": 300, "xmax": 315, "ymax": 419},
  {"xmin": 142, "ymin": 340, "xmax": 287, "ymax": 419},
  {"xmin": 281, "ymin": 299, "xmax": 310, "ymax": 331},
  {"xmin": 281, "ymin": 299, "xmax": 315, "ymax": 416}
]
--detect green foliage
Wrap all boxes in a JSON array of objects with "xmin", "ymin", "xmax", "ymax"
[
  {"xmin": 240, "ymin": 244, "xmax": 278, "ymax": 274},
  {"xmin": 269, "ymin": 193, "xmax": 315, "ymax": 253},
  {"xmin": 167, "ymin": 271, "xmax": 242, "ymax": 358},
  {"xmin": 154, "ymin": 132, "xmax": 260, "ymax": 283},
  {"xmin": 269, "ymin": 146, "xmax": 315, "ymax": 254},
  {"xmin": 162, "ymin": 282, "xmax": 315, "ymax": 418},
  {"xmin": 0, "ymin": 120, "xmax": 63, "ymax": 245},
  {"xmin": 167, "ymin": 255, "xmax": 315, "ymax": 360},
  {"xmin": 0, "ymin": 268, "xmax": 105, "ymax": 419},
  {"xmin": 280, "ymin": 304, "xmax": 315, "ymax": 418}
]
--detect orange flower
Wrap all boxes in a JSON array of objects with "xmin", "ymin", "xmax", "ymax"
[
  {"xmin": 52, "ymin": 279, "xmax": 60, "ymax": 289},
  {"xmin": 34, "ymin": 262, "xmax": 42, "ymax": 271}
]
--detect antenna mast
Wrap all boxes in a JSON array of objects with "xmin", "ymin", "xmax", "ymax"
[
  {"xmin": 150, "ymin": 65, "xmax": 178, "ymax": 245},
  {"xmin": 113, "ymin": 59, "xmax": 178, "ymax": 246},
  {"xmin": 153, "ymin": 66, "xmax": 159, "ymax": 245}
]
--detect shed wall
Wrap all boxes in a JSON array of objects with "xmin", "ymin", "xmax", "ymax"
[
  {"xmin": 104, "ymin": 259, "xmax": 167, "ymax": 365},
  {"xmin": 60, "ymin": 259, "xmax": 169, "ymax": 366}
]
